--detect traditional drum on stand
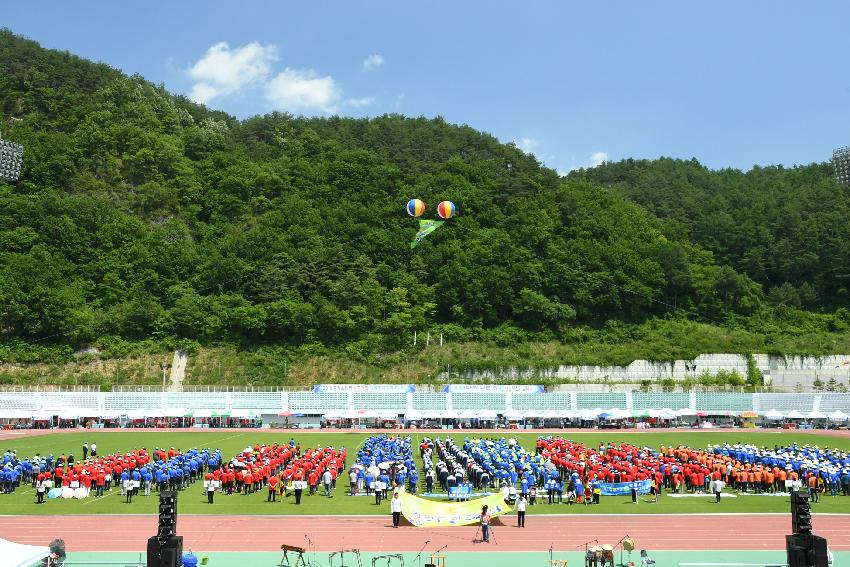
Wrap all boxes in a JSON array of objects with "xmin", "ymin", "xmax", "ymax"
[{"xmin": 601, "ymin": 544, "xmax": 615, "ymax": 567}]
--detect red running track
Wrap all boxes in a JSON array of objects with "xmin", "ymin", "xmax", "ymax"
[{"xmin": 1, "ymin": 514, "xmax": 849, "ymax": 552}]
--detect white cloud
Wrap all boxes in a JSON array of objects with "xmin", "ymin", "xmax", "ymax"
[
  {"xmin": 344, "ymin": 97, "xmax": 375, "ymax": 108},
  {"xmin": 394, "ymin": 93, "xmax": 405, "ymax": 109},
  {"xmin": 187, "ymin": 41, "xmax": 278, "ymax": 104},
  {"xmin": 564, "ymin": 151, "xmax": 611, "ymax": 173},
  {"xmin": 362, "ymin": 54, "xmax": 384, "ymax": 71},
  {"xmin": 590, "ymin": 151, "xmax": 609, "ymax": 167},
  {"xmin": 265, "ymin": 68, "xmax": 341, "ymax": 113},
  {"xmin": 515, "ymin": 137, "xmax": 540, "ymax": 153}
]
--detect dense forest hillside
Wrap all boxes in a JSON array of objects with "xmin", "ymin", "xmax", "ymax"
[
  {"xmin": 1, "ymin": 30, "xmax": 848, "ymax": 386},
  {"xmin": 573, "ymin": 158, "xmax": 850, "ymax": 309}
]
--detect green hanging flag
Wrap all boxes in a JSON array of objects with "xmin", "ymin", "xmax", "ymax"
[{"xmin": 410, "ymin": 219, "xmax": 445, "ymax": 248}]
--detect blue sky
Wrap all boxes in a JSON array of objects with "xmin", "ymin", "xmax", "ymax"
[{"xmin": 6, "ymin": 1, "xmax": 850, "ymax": 173}]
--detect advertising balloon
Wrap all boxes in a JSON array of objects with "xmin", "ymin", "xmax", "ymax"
[
  {"xmin": 406, "ymin": 198, "xmax": 426, "ymax": 217},
  {"xmin": 437, "ymin": 200, "xmax": 456, "ymax": 219}
]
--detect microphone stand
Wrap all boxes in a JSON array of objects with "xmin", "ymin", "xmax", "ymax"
[
  {"xmin": 304, "ymin": 534, "xmax": 315, "ymax": 567},
  {"xmin": 415, "ymin": 540, "xmax": 430, "ymax": 567},
  {"xmin": 614, "ymin": 534, "xmax": 630, "ymax": 567}
]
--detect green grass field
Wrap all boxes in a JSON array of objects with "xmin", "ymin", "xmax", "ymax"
[{"xmin": 1, "ymin": 430, "xmax": 848, "ymax": 516}]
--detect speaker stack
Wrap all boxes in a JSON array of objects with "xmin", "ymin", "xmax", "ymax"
[
  {"xmin": 147, "ymin": 490, "xmax": 184, "ymax": 567},
  {"xmin": 785, "ymin": 490, "xmax": 828, "ymax": 567}
]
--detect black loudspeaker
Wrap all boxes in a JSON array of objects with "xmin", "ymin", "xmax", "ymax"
[
  {"xmin": 158, "ymin": 491, "xmax": 177, "ymax": 538},
  {"xmin": 791, "ymin": 491, "xmax": 812, "ymax": 534},
  {"xmin": 786, "ymin": 533, "xmax": 828, "ymax": 567},
  {"xmin": 147, "ymin": 535, "xmax": 183, "ymax": 567}
]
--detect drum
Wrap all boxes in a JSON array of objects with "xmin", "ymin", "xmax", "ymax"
[
  {"xmin": 602, "ymin": 545, "xmax": 615, "ymax": 567},
  {"xmin": 623, "ymin": 538, "xmax": 635, "ymax": 552}
]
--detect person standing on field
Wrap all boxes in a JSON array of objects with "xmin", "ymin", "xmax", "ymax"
[
  {"xmin": 390, "ymin": 491, "xmax": 403, "ymax": 528},
  {"xmin": 516, "ymin": 493, "xmax": 527, "ymax": 527}
]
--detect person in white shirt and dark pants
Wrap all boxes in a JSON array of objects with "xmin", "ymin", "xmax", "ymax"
[
  {"xmin": 516, "ymin": 493, "xmax": 527, "ymax": 527},
  {"xmin": 390, "ymin": 491, "xmax": 403, "ymax": 527}
]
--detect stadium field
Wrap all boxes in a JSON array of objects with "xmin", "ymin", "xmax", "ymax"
[{"xmin": 1, "ymin": 429, "xmax": 848, "ymax": 516}]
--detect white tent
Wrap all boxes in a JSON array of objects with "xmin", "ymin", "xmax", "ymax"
[
  {"xmin": 785, "ymin": 410, "xmax": 805, "ymax": 419},
  {"xmin": 828, "ymin": 410, "xmax": 849, "ymax": 422},
  {"xmin": 0, "ymin": 537, "xmax": 50, "ymax": 567},
  {"xmin": 579, "ymin": 409, "xmax": 600, "ymax": 420},
  {"xmin": 191, "ymin": 409, "xmax": 214, "ymax": 419},
  {"xmin": 659, "ymin": 408, "xmax": 678, "ymax": 420},
  {"xmin": 404, "ymin": 410, "xmax": 423, "ymax": 420},
  {"xmin": 763, "ymin": 409, "xmax": 784, "ymax": 420},
  {"xmin": 806, "ymin": 410, "xmax": 828, "ymax": 420},
  {"xmin": 610, "ymin": 408, "xmax": 632, "ymax": 420}
]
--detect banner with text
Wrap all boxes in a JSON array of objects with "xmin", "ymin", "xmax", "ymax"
[
  {"xmin": 400, "ymin": 492, "xmax": 508, "ymax": 527},
  {"xmin": 313, "ymin": 384, "xmax": 416, "ymax": 393},
  {"xmin": 442, "ymin": 384, "xmax": 544, "ymax": 394},
  {"xmin": 598, "ymin": 480, "xmax": 651, "ymax": 496}
]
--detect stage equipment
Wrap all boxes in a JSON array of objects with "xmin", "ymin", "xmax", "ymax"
[
  {"xmin": 278, "ymin": 543, "xmax": 307, "ymax": 567},
  {"xmin": 414, "ymin": 540, "xmax": 430, "ymax": 567},
  {"xmin": 0, "ymin": 137, "xmax": 23, "ymax": 182},
  {"xmin": 834, "ymin": 146, "xmax": 850, "ymax": 185},
  {"xmin": 371, "ymin": 554, "xmax": 405, "ymax": 566},
  {"xmin": 616, "ymin": 535, "xmax": 636, "ymax": 567},
  {"xmin": 786, "ymin": 491, "xmax": 829, "ymax": 567},
  {"xmin": 329, "ymin": 548, "xmax": 362, "ymax": 567},
  {"xmin": 147, "ymin": 491, "xmax": 183, "ymax": 567}
]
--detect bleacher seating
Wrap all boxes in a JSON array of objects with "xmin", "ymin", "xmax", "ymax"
[
  {"xmin": 353, "ymin": 392, "xmax": 406, "ymax": 410},
  {"xmin": 576, "ymin": 392, "xmax": 627, "ymax": 409},
  {"xmin": 104, "ymin": 392, "xmax": 161, "ymax": 410},
  {"xmin": 40, "ymin": 392, "xmax": 99, "ymax": 412},
  {"xmin": 755, "ymin": 393, "xmax": 815, "ymax": 413},
  {"xmin": 633, "ymin": 392, "xmax": 689, "ymax": 410},
  {"xmin": 695, "ymin": 392, "xmax": 753, "ymax": 412},
  {"xmin": 230, "ymin": 391, "xmax": 282, "ymax": 410},
  {"xmin": 817, "ymin": 394, "xmax": 850, "ymax": 413},
  {"xmin": 412, "ymin": 392, "xmax": 447, "ymax": 410},
  {"xmin": 2, "ymin": 389, "xmax": 850, "ymax": 419},
  {"xmin": 287, "ymin": 392, "xmax": 348, "ymax": 412},
  {"xmin": 511, "ymin": 393, "xmax": 572, "ymax": 410},
  {"xmin": 0, "ymin": 393, "xmax": 39, "ymax": 412},
  {"xmin": 451, "ymin": 392, "xmax": 505, "ymax": 410}
]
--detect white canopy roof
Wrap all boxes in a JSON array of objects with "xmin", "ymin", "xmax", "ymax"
[
  {"xmin": 0, "ymin": 537, "xmax": 50, "ymax": 567},
  {"xmin": 785, "ymin": 410, "xmax": 805, "ymax": 419},
  {"xmin": 763, "ymin": 409, "xmax": 784, "ymax": 420},
  {"xmin": 192, "ymin": 408, "xmax": 214, "ymax": 419},
  {"xmin": 828, "ymin": 410, "xmax": 849, "ymax": 421},
  {"xmin": 806, "ymin": 410, "xmax": 828, "ymax": 420},
  {"xmin": 230, "ymin": 409, "xmax": 257, "ymax": 419}
]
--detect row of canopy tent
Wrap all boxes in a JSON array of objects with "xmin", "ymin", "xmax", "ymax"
[
  {"xmin": 763, "ymin": 409, "xmax": 849, "ymax": 421},
  {"xmin": 322, "ymin": 408, "xmax": 850, "ymax": 421},
  {"xmin": 2, "ymin": 409, "xmax": 261, "ymax": 420}
]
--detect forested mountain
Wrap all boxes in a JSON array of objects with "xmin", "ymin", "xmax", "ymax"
[
  {"xmin": 0, "ymin": 29, "xmax": 844, "ymax": 372},
  {"xmin": 573, "ymin": 158, "xmax": 850, "ymax": 310}
]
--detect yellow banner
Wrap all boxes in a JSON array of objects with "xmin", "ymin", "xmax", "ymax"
[{"xmin": 400, "ymin": 492, "xmax": 510, "ymax": 527}]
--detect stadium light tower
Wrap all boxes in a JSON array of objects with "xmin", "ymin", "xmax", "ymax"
[
  {"xmin": 833, "ymin": 146, "xmax": 850, "ymax": 185},
  {"xmin": 0, "ymin": 131, "xmax": 24, "ymax": 182}
]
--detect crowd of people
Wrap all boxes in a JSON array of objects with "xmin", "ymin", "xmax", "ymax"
[
  {"xmin": 1, "ymin": 440, "xmax": 350, "ymax": 506},
  {"xmin": 412, "ymin": 435, "xmax": 850, "ymax": 506},
  {"xmin": 3, "ymin": 435, "xmax": 848, "ymax": 513}
]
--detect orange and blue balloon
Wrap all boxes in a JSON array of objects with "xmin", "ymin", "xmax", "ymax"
[
  {"xmin": 407, "ymin": 198, "xmax": 426, "ymax": 217},
  {"xmin": 437, "ymin": 200, "xmax": 456, "ymax": 219}
]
